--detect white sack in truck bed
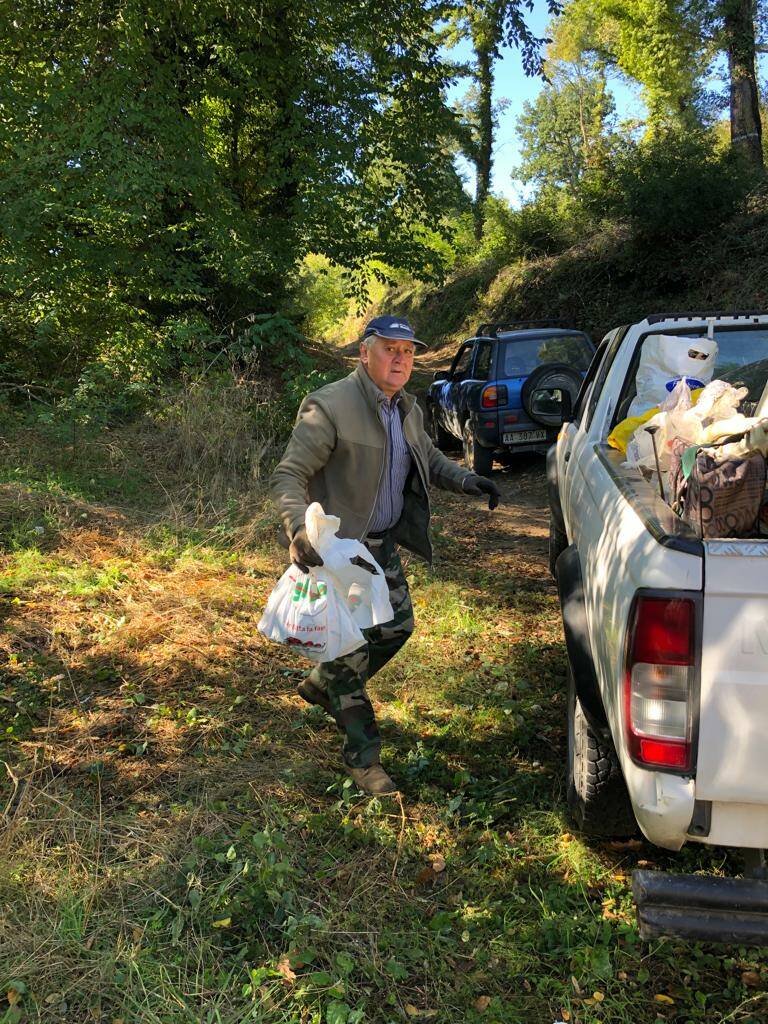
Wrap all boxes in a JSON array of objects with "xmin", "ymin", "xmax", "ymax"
[{"xmin": 627, "ymin": 332, "xmax": 718, "ymax": 418}]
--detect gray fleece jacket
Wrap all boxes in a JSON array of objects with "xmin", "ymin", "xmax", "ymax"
[{"xmin": 270, "ymin": 365, "xmax": 471, "ymax": 562}]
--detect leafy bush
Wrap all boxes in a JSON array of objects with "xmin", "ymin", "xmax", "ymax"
[
  {"xmin": 154, "ymin": 358, "xmax": 342, "ymax": 500},
  {"xmin": 582, "ymin": 132, "xmax": 752, "ymax": 243},
  {"xmin": 448, "ymin": 193, "xmax": 590, "ymax": 269},
  {"xmin": 293, "ymin": 255, "xmax": 352, "ymax": 340}
]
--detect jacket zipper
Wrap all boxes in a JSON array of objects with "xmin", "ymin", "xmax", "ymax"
[{"xmin": 403, "ymin": 406, "xmax": 432, "ymax": 556}]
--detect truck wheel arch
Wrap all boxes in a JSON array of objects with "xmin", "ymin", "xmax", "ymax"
[
  {"xmin": 555, "ymin": 544, "xmax": 608, "ymax": 733},
  {"xmin": 546, "ymin": 445, "xmax": 566, "ymax": 536}
]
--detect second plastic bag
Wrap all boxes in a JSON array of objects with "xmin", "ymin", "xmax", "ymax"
[
  {"xmin": 625, "ymin": 380, "xmax": 750, "ymax": 474},
  {"xmin": 305, "ymin": 502, "xmax": 393, "ymax": 629}
]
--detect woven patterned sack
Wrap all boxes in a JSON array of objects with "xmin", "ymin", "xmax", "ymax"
[{"xmin": 668, "ymin": 437, "xmax": 766, "ymax": 539}]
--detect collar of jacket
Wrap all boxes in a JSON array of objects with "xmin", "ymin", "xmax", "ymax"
[{"xmin": 353, "ymin": 364, "xmax": 417, "ymax": 418}]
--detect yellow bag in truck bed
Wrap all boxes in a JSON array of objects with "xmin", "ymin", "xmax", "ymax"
[{"xmin": 608, "ymin": 389, "xmax": 704, "ymax": 454}]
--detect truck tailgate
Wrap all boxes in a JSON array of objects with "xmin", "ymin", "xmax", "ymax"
[{"xmin": 696, "ymin": 542, "xmax": 768, "ymax": 803}]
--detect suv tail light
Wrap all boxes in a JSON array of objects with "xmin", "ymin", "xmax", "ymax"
[
  {"xmin": 481, "ymin": 385, "xmax": 508, "ymax": 408},
  {"xmin": 624, "ymin": 595, "xmax": 696, "ymax": 771}
]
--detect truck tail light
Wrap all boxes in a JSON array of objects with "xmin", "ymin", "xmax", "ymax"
[
  {"xmin": 481, "ymin": 385, "xmax": 508, "ymax": 408},
  {"xmin": 624, "ymin": 596, "xmax": 695, "ymax": 771}
]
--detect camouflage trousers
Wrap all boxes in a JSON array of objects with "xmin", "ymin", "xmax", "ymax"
[{"xmin": 305, "ymin": 534, "xmax": 414, "ymax": 768}]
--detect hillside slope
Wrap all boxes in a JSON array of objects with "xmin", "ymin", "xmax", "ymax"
[{"xmin": 371, "ymin": 190, "xmax": 768, "ymax": 363}]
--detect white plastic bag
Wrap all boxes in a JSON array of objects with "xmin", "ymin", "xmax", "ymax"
[
  {"xmin": 305, "ymin": 502, "xmax": 393, "ymax": 629},
  {"xmin": 627, "ymin": 333, "xmax": 718, "ymax": 418},
  {"xmin": 257, "ymin": 564, "xmax": 365, "ymax": 663},
  {"xmin": 692, "ymin": 380, "xmax": 748, "ymax": 425},
  {"xmin": 626, "ymin": 380, "xmax": 703, "ymax": 472},
  {"xmin": 625, "ymin": 379, "xmax": 752, "ymax": 473},
  {"xmin": 257, "ymin": 502, "xmax": 394, "ymax": 663}
]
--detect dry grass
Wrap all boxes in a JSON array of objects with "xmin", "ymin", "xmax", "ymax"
[
  {"xmin": 3, "ymin": 424, "xmax": 768, "ymax": 1022},
  {"xmin": 155, "ymin": 376, "xmax": 287, "ymax": 501}
]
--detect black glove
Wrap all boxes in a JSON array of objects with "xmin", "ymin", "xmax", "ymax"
[
  {"xmin": 289, "ymin": 526, "xmax": 323, "ymax": 573},
  {"xmin": 463, "ymin": 473, "xmax": 501, "ymax": 510}
]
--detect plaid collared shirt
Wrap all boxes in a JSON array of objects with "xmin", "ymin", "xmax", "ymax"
[{"xmin": 368, "ymin": 392, "xmax": 412, "ymax": 532}]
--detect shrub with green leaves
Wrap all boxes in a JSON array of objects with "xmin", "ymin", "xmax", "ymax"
[{"xmin": 581, "ymin": 132, "xmax": 754, "ymax": 244}]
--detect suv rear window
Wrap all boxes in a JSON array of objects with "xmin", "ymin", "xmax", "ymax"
[{"xmin": 500, "ymin": 334, "xmax": 594, "ymax": 377}]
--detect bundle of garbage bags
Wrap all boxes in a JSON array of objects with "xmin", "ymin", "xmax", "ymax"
[
  {"xmin": 607, "ymin": 333, "xmax": 768, "ymax": 537},
  {"xmin": 258, "ymin": 502, "xmax": 394, "ymax": 663},
  {"xmin": 613, "ymin": 378, "xmax": 759, "ymax": 473}
]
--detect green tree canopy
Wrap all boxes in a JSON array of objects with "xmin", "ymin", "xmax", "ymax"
[
  {"xmin": 515, "ymin": 61, "xmax": 618, "ymax": 191},
  {"xmin": 0, "ymin": 0, "xmax": 466, "ymax": 386}
]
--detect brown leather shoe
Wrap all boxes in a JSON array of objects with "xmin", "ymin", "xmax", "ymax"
[{"xmin": 349, "ymin": 763, "xmax": 398, "ymax": 796}]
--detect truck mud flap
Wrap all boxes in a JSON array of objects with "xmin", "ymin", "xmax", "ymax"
[{"xmin": 633, "ymin": 869, "xmax": 768, "ymax": 946}]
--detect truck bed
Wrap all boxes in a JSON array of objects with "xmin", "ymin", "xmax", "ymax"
[{"xmin": 595, "ymin": 445, "xmax": 703, "ymax": 556}]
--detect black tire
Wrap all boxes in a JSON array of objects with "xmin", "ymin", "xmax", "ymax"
[
  {"xmin": 549, "ymin": 515, "xmax": 567, "ymax": 579},
  {"xmin": 428, "ymin": 402, "xmax": 455, "ymax": 451},
  {"xmin": 566, "ymin": 668, "xmax": 637, "ymax": 837},
  {"xmin": 462, "ymin": 421, "xmax": 494, "ymax": 476},
  {"xmin": 521, "ymin": 363, "xmax": 583, "ymax": 428}
]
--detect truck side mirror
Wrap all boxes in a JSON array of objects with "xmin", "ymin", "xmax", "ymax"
[{"xmin": 433, "ymin": 370, "xmax": 449, "ymax": 382}]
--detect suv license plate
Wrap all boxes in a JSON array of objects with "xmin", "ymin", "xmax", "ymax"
[{"xmin": 503, "ymin": 429, "xmax": 547, "ymax": 444}]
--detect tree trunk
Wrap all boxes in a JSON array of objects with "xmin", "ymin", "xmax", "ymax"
[
  {"xmin": 724, "ymin": 0, "xmax": 763, "ymax": 168},
  {"xmin": 473, "ymin": 43, "xmax": 494, "ymax": 241}
]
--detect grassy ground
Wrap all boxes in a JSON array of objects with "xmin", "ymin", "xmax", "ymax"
[{"xmin": 1, "ymin": 421, "xmax": 768, "ymax": 1024}]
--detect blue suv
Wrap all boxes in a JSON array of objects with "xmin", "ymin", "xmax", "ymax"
[{"xmin": 425, "ymin": 321, "xmax": 595, "ymax": 474}]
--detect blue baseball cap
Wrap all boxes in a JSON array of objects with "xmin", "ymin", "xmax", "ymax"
[{"xmin": 362, "ymin": 315, "xmax": 427, "ymax": 349}]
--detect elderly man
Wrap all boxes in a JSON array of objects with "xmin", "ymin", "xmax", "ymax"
[{"xmin": 270, "ymin": 315, "xmax": 500, "ymax": 794}]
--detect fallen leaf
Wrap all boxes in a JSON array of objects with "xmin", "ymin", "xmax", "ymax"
[
  {"xmin": 211, "ymin": 917, "xmax": 231, "ymax": 929},
  {"xmin": 7, "ymin": 991, "xmax": 21, "ymax": 1007},
  {"xmin": 741, "ymin": 971, "xmax": 761, "ymax": 988},
  {"xmin": 276, "ymin": 956, "xmax": 297, "ymax": 984},
  {"xmin": 617, "ymin": 971, "xmax": 628, "ymax": 982},
  {"xmin": 560, "ymin": 1011, "xmax": 571, "ymax": 1022},
  {"xmin": 415, "ymin": 866, "xmax": 436, "ymax": 885},
  {"xmin": 404, "ymin": 1005, "xmax": 438, "ymax": 1019},
  {"xmin": 571, "ymin": 976, "xmax": 582, "ymax": 996},
  {"xmin": 654, "ymin": 994, "xmax": 675, "ymax": 1005},
  {"xmin": 522, "ymin": 979, "xmax": 532, "ymax": 993},
  {"xmin": 474, "ymin": 995, "xmax": 491, "ymax": 1013},
  {"xmin": 593, "ymin": 991, "xmax": 605, "ymax": 1002},
  {"xmin": 429, "ymin": 853, "xmax": 446, "ymax": 873}
]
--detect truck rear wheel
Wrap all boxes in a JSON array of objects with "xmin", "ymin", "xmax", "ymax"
[
  {"xmin": 463, "ymin": 422, "xmax": 494, "ymax": 476},
  {"xmin": 567, "ymin": 668, "xmax": 637, "ymax": 837}
]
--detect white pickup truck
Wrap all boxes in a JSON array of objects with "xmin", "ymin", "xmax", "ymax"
[{"xmin": 546, "ymin": 312, "xmax": 768, "ymax": 945}]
